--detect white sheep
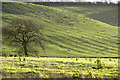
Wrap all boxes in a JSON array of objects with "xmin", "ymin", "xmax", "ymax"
[
  {"xmin": 10, "ymin": 14, "xmax": 13, "ymax": 16},
  {"xmin": 107, "ymin": 47, "xmax": 110, "ymax": 49},
  {"xmin": 96, "ymin": 11, "xmax": 99, "ymax": 13},
  {"xmin": 68, "ymin": 49, "xmax": 71, "ymax": 51},
  {"xmin": 86, "ymin": 40, "xmax": 89, "ymax": 42},
  {"xmin": 74, "ymin": 26, "xmax": 76, "ymax": 28},
  {"xmin": 82, "ymin": 36, "xmax": 84, "ymax": 38},
  {"xmin": 112, "ymin": 35, "xmax": 114, "ymax": 37}
]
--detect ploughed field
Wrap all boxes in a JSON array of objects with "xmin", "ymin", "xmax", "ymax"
[{"xmin": 2, "ymin": 57, "xmax": 119, "ymax": 78}]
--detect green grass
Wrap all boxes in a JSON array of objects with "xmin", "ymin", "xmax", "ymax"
[
  {"xmin": 56, "ymin": 5, "xmax": 118, "ymax": 26},
  {"xmin": 2, "ymin": 2, "xmax": 119, "ymax": 57},
  {"xmin": 2, "ymin": 57, "xmax": 119, "ymax": 78}
]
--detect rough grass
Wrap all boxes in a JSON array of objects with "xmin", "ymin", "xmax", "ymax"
[{"xmin": 2, "ymin": 57, "xmax": 119, "ymax": 78}]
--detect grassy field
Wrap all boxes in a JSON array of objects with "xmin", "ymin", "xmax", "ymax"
[
  {"xmin": 2, "ymin": 57, "xmax": 119, "ymax": 78},
  {"xmin": 2, "ymin": 2, "xmax": 119, "ymax": 57},
  {"xmin": 1, "ymin": 2, "xmax": 119, "ymax": 78}
]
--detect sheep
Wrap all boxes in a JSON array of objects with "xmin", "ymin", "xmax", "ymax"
[
  {"xmin": 114, "ymin": 24, "xmax": 118, "ymax": 26},
  {"xmin": 82, "ymin": 36, "xmax": 84, "ymax": 38},
  {"xmin": 107, "ymin": 47, "xmax": 110, "ymax": 49},
  {"xmin": 96, "ymin": 11, "xmax": 99, "ymax": 13},
  {"xmin": 103, "ymin": 18, "xmax": 106, "ymax": 20},
  {"xmin": 113, "ymin": 16, "xmax": 115, "ymax": 18},
  {"xmin": 68, "ymin": 49, "xmax": 71, "ymax": 51},
  {"xmin": 97, "ymin": 31, "xmax": 99, "ymax": 33},
  {"xmin": 83, "ymin": 21, "xmax": 85, "ymax": 23},
  {"xmin": 106, "ymin": 35, "xmax": 108, "ymax": 37},
  {"xmin": 112, "ymin": 35, "xmax": 114, "ymax": 37},
  {"xmin": 74, "ymin": 26, "xmax": 76, "ymax": 28},
  {"xmin": 64, "ymin": 5, "xmax": 68, "ymax": 7},
  {"xmin": 86, "ymin": 39, "xmax": 89, "ymax": 42},
  {"xmin": 104, "ymin": 29, "xmax": 106, "ymax": 31},
  {"xmin": 9, "ymin": 14, "xmax": 13, "ymax": 16}
]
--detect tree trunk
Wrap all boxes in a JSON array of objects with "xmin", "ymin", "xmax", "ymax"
[{"xmin": 23, "ymin": 44, "xmax": 28, "ymax": 57}]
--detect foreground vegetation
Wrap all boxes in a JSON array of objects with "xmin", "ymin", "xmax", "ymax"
[{"xmin": 2, "ymin": 57, "xmax": 119, "ymax": 78}]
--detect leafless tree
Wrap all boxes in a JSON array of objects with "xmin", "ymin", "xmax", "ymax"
[{"xmin": 3, "ymin": 17, "xmax": 45, "ymax": 57}]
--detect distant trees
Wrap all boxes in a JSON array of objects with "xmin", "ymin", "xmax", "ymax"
[{"xmin": 3, "ymin": 17, "xmax": 45, "ymax": 57}]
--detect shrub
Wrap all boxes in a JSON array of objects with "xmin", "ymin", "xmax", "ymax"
[
  {"xmin": 93, "ymin": 59, "xmax": 105, "ymax": 69},
  {"xmin": 23, "ymin": 57, "xmax": 26, "ymax": 61},
  {"xmin": 76, "ymin": 58, "xmax": 79, "ymax": 61},
  {"xmin": 109, "ymin": 58, "xmax": 112, "ymax": 61},
  {"xmin": 96, "ymin": 59, "xmax": 102, "ymax": 69},
  {"xmin": 114, "ymin": 60, "xmax": 115, "ymax": 62},
  {"xmin": 96, "ymin": 59, "xmax": 105, "ymax": 69},
  {"xmin": 89, "ymin": 58, "xmax": 92, "ymax": 62},
  {"xmin": 18, "ymin": 57, "xmax": 21, "ymax": 61},
  {"xmin": 96, "ymin": 59, "xmax": 101, "ymax": 68}
]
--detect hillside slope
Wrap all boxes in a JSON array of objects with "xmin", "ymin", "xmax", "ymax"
[{"xmin": 2, "ymin": 2, "xmax": 118, "ymax": 57}]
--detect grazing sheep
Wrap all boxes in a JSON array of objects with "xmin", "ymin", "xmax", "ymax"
[
  {"xmin": 96, "ymin": 11, "xmax": 99, "ymax": 13},
  {"xmin": 114, "ymin": 24, "xmax": 118, "ymax": 26},
  {"xmin": 64, "ymin": 5, "xmax": 68, "ymax": 7},
  {"xmin": 112, "ymin": 35, "xmax": 114, "ymax": 37},
  {"xmin": 83, "ymin": 21, "xmax": 85, "ymax": 23},
  {"xmin": 104, "ymin": 18, "xmax": 106, "ymax": 20},
  {"xmin": 82, "ymin": 36, "xmax": 84, "ymax": 38},
  {"xmin": 74, "ymin": 26, "xmax": 76, "ymax": 28},
  {"xmin": 68, "ymin": 49, "xmax": 71, "ymax": 51},
  {"xmin": 107, "ymin": 47, "xmax": 110, "ymax": 49},
  {"xmin": 104, "ymin": 29, "xmax": 106, "ymax": 31},
  {"xmin": 113, "ymin": 16, "xmax": 115, "ymax": 18},
  {"xmin": 10, "ymin": 14, "xmax": 13, "ymax": 16}
]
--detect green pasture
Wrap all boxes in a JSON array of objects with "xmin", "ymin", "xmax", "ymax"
[
  {"xmin": 1, "ymin": 2, "xmax": 119, "ymax": 78},
  {"xmin": 2, "ymin": 2, "xmax": 119, "ymax": 57}
]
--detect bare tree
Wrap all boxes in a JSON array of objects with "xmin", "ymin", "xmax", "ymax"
[{"xmin": 2, "ymin": 17, "xmax": 45, "ymax": 57}]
